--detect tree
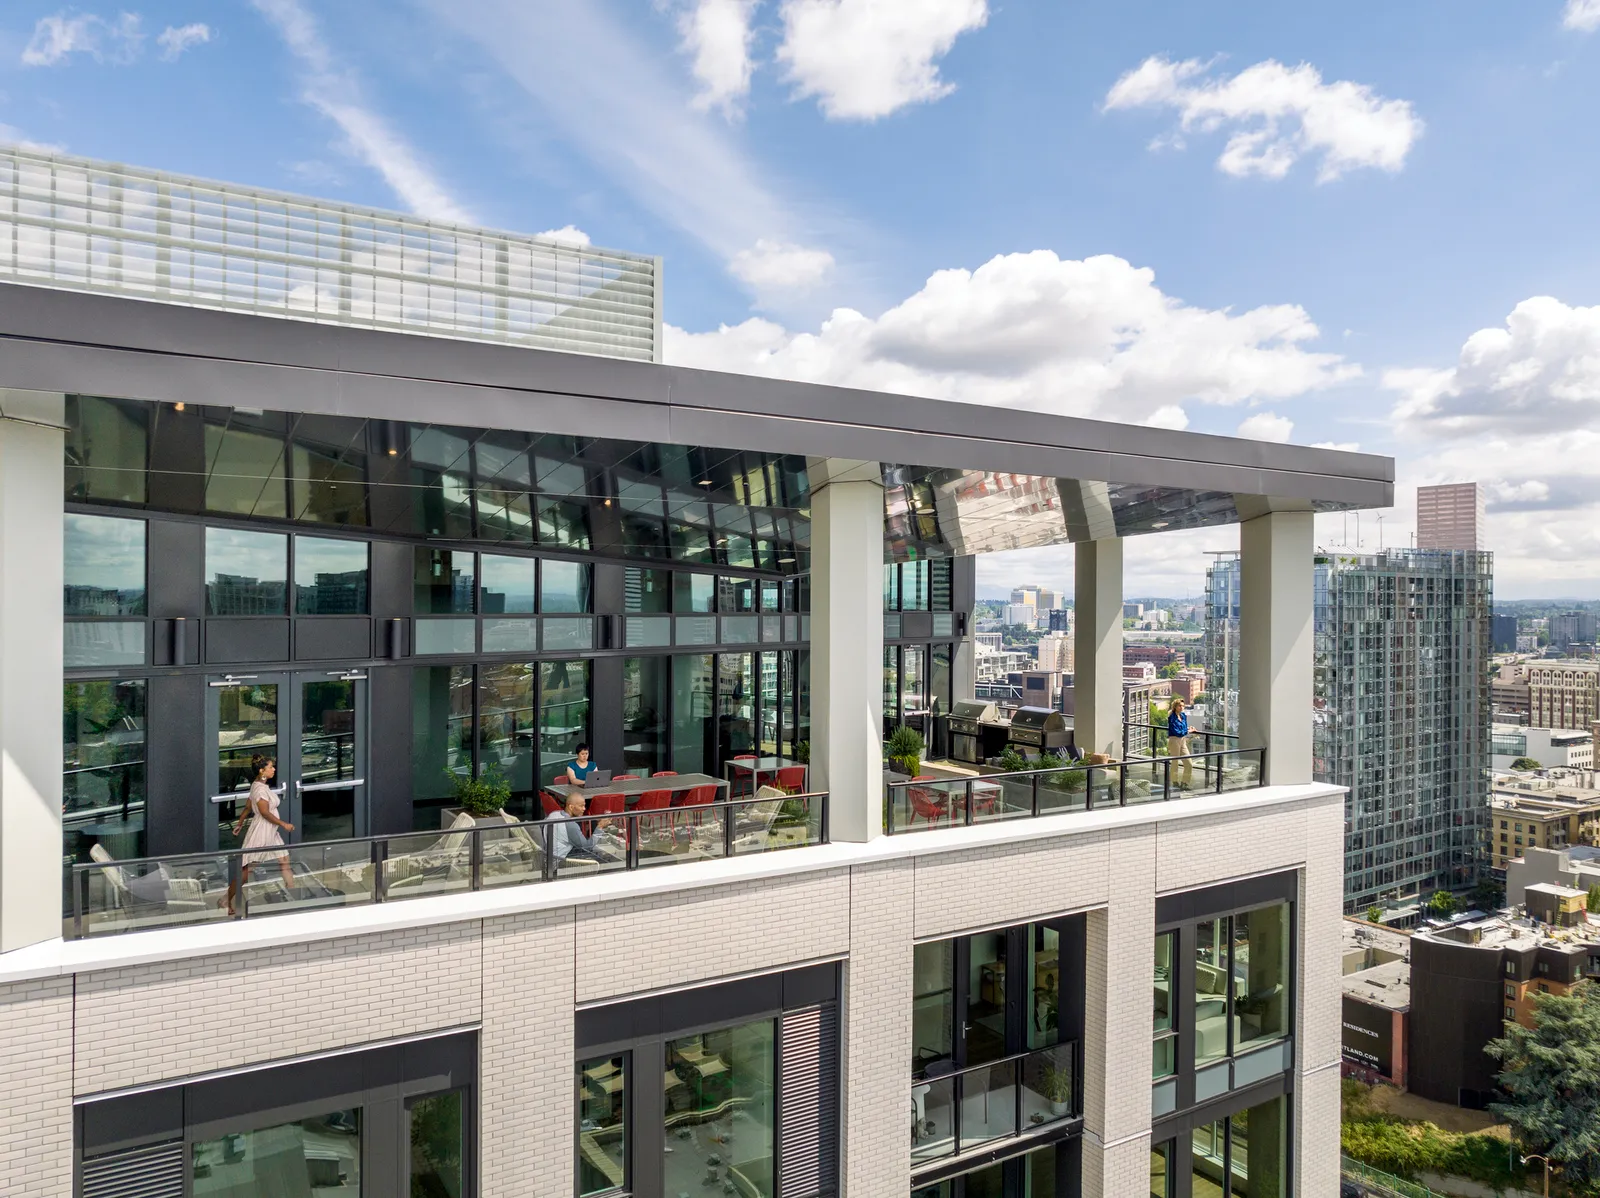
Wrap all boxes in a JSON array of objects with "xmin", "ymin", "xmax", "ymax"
[
  {"xmin": 1427, "ymin": 889, "xmax": 1458, "ymax": 917},
  {"xmin": 1510, "ymin": 757, "xmax": 1542, "ymax": 772},
  {"xmin": 1488, "ymin": 983, "xmax": 1600, "ymax": 1189},
  {"xmin": 1160, "ymin": 661, "xmax": 1184, "ymax": 679},
  {"xmin": 1589, "ymin": 886, "xmax": 1600, "ymax": 916},
  {"xmin": 1472, "ymin": 879, "xmax": 1505, "ymax": 912},
  {"xmin": 1365, "ymin": 905, "xmax": 1383, "ymax": 924}
]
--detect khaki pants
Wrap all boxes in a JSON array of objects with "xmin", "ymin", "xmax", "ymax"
[{"xmin": 1167, "ymin": 735, "xmax": 1194, "ymax": 788}]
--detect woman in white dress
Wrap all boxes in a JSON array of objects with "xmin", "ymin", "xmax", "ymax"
[{"xmin": 222, "ymin": 754, "xmax": 295, "ymax": 915}]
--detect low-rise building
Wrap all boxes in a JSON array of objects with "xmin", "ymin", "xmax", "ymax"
[
  {"xmin": 1526, "ymin": 659, "xmax": 1600, "ymax": 730},
  {"xmin": 1491, "ymin": 725, "xmax": 1595, "ymax": 772},
  {"xmin": 1341, "ymin": 920, "xmax": 1411, "ymax": 1089},
  {"xmin": 1491, "ymin": 772, "xmax": 1600, "ymax": 873},
  {"xmin": 1492, "ymin": 662, "xmax": 1532, "ymax": 722},
  {"xmin": 1506, "ymin": 845, "xmax": 1600, "ymax": 907},
  {"xmin": 1125, "ymin": 644, "xmax": 1186, "ymax": 670}
]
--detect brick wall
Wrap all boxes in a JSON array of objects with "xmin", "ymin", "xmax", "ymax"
[
  {"xmin": 0, "ymin": 976, "xmax": 73, "ymax": 1198},
  {"xmin": 74, "ymin": 920, "xmax": 482, "ymax": 1094},
  {"xmin": 574, "ymin": 869, "xmax": 850, "ymax": 1003},
  {"xmin": 913, "ymin": 829, "xmax": 1110, "ymax": 940},
  {"xmin": 481, "ymin": 909, "xmax": 575, "ymax": 1198}
]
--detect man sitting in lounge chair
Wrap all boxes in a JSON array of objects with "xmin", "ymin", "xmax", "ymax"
[{"xmin": 544, "ymin": 792, "xmax": 619, "ymax": 866}]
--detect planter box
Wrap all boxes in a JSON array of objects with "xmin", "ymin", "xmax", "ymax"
[{"xmin": 440, "ymin": 808, "xmax": 512, "ymax": 830}]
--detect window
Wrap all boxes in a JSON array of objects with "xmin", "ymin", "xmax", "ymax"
[
  {"xmin": 578, "ymin": 1056, "xmax": 626, "ymax": 1195},
  {"xmin": 417, "ymin": 548, "xmax": 477, "ymax": 614},
  {"xmin": 410, "ymin": 666, "xmax": 474, "ymax": 826},
  {"xmin": 1154, "ymin": 932, "xmax": 1176, "ymax": 1079},
  {"xmin": 64, "ymin": 514, "xmax": 146, "ymax": 616},
  {"xmin": 205, "ymin": 527, "xmax": 287, "ymax": 615},
  {"xmin": 205, "ymin": 422, "xmax": 288, "ymax": 519},
  {"xmin": 675, "ymin": 572, "xmax": 714, "ymax": 613},
  {"xmin": 294, "ymin": 536, "xmax": 369, "ymax": 614},
  {"xmin": 480, "ymin": 554, "xmax": 536, "ymax": 614},
  {"xmin": 671, "ymin": 655, "xmax": 715, "ymax": 776},
  {"xmin": 408, "ymin": 1090, "xmax": 466, "ymax": 1198},
  {"xmin": 291, "ymin": 441, "xmax": 367, "ymax": 526},
  {"xmin": 542, "ymin": 560, "xmax": 592, "ymax": 613},
  {"xmin": 192, "ymin": 1109, "xmax": 360, "ymax": 1195},
  {"xmin": 63, "ymin": 680, "xmax": 147, "ymax": 864},
  {"xmin": 623, "ymin": 657, "xmax": 669, "ymax": 775},
  {"xmin": 66, "ymin": 395, "xmax": 148, "ymax": 503},
  {"xmin": 479, "ymin": 663, "xmax": 536, "ymax": 798},
  {"xmin": 1537, "ymin": 962, "xmax": 1550, "ymax": 975},
  {"xmin": 1506, "ymin": 962, "xmax": 1517, "ymax": 976},
  {"xmin": 541, "ymin": 659, "xmax": 591, "ymax": 788},
  {"xmin": 667, "ymin": 1020, "xmax": 775, "ymax": 1197},
  {"xmin": 1505, "ymin": 983, "xmax": 1516, "ymax": 998},
  {"xmin": 1506, "ymin": 1006, "xmax": 1517, "ymax": 1020}
]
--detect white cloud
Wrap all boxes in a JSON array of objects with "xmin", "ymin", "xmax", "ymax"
[
  {"xmin": 668, "ymin": 249, "xmax": 1356, "ymax": 423},
  {"xmin": 776, "ymin": 0, "xmax": 988, "ymax": 120},
  {"xmin": 677, "ymin": 0, "xmax": 759, "ymax": 117},
  {"xmin": 1565, "ymin": 0, "xmax": 1600, "ymax": 32},
  {"xmin": 1104, "ymin": 56, "xmax": 1423, "ymax": 182},
  {"xmin": 0, "ymin": 123, "xmax": 65, "ymax": 152},
  {"xmin": 729, "ymin": 238, "xmax": 835, "ymax": 294},
  {"xmin": 536, "ymin": 225, "xmax": 592, "ymax": 246},
  {"xmin": 419, "ymin": 0, "xmax": 836, "ymax": 300},
  {"xmin": 21, "ymin": 11, "xmax": 143, "ymax": 66},
  {"xmin": 1384, "ymin": 296, "xmax": 1600, "ymax": 587},
  {"xmin": 156, "ymin": 22, "xmax": 210, "ymax": 60},
  {"xmin": 1236, "ymin": 411, "xmax": 1294, "ymax": 442},
  {"xmin": 1143, "ymin": 405, "xmax": 1190, "ymax": 431},
  {"xmin": 250, "ymin": 0, "xmax": 472, "ymax": 224},
  {"xmin": 1310, "ymin": 440, "xmax": 1361, "ymax": 452}
]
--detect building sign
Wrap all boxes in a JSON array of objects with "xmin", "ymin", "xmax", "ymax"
[{"xmin": 1341, "ymin": 995, "xmax": 1393, "ymax": 1077}]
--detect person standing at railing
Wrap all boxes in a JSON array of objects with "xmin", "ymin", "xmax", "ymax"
[
  {"xmin": 221, "ymin": 754, "xmax": 295, "ymax": 915},
  {"xmin": 1166, "ymin": 699, "xmax": 1194, "ymax": 790}
]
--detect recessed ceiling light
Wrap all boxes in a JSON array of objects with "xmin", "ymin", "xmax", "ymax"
[
  {"xmin": 1152, "ymin": 521, "xmax": 1170, "ymax": 529},
  {"xmin": 698, "ymin": 478, "xmax": 714, "ymax": 487},
  {"xmin": 173, "ymin": 401, "xmax": 185, "ymax": 412},
  {"xmin": 779, "ymin": 556, "xmax": 795, "ymax": 564}
]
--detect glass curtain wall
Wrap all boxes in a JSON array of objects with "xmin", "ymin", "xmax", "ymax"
[
  {"xmin": 62, "ymin": 680, "xmax": 147, "ymax": 863},
  {"xmin": 624, "ymin": 657, "xmax": 671, "ymax": 775}
]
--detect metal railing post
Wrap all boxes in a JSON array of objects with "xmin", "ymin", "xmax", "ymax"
[
  {"xmin": 228, "ymin": 853, "xmax": 245, "ymax": 920},
  {"xmin": 470, "ymin": 827, "xmax": 483, "ymax": 891},
  {"xmin": 73, "ymin": 867, "xmax": 85, "ymax": 939},
  {"xmin": 821, "ymin": 793, "xmax": 830, "ymax": 845},
  {"xmin": 1031, "ymin": 775, "xmax": 1040, "ymax": 818},
  {"xmin": 964, "ymin": 782, "xmax": 973, "ymax": 827},
  {"xmin": 625, "ymin": 813, "xmax": 640, "ymax": 871},
  {"xmin": 886, "ymin": 784, "xmax": 896, "ymax": 835},
  {"xmin": 723, "ymin": 800, "xmax": 736, "ymax": 858},
  {"xmin": 1162, "ymin": 759, "xmax": 1172, "ymax": 801},
  {"xmin": 372, "ymin": 838, "xmax": 386, "ymax": 903},
  {"xmin": 542, "ymin": 824, "xmax": 557, "ymax": 882},
  {"xmin": 1119, "ymin": 764, "xmax": 1128, "ymax": 807},
  {"xmin": 1216, "ymin": 752, "xmax": 1226, "ymax": 795}
]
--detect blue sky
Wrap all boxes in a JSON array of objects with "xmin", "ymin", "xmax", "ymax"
[{"xmin": 4, "ymin": 0, "xmax": 1600, "ymax": 598}]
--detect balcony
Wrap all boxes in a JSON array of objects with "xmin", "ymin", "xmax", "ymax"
[
  {"xmin": 63, "ymin": 791, "xmax": 827, "ymax": 940},
  {"xmin": 911, "ymin": 1042, "xmax": 1081, "ymax": 1168},
  {"xmin": 885, "ymin": 746, "xmax": 1265, "ymax": 834}
]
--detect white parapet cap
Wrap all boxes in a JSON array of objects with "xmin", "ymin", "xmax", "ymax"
[{"xmin": 0, "ymin": 144, "xmax": 661, "ymax": 362}]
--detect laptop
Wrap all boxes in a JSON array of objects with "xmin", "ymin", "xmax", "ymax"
[{"xmin": 586, "ymin": 769, "xmax": 614, "ymax": 785}]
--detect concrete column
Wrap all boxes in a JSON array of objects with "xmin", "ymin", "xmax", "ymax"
[
  {"xmin": 1073, "ymin": 538, "xmax": 1124, "ymax": 759},
  {"xmin": 0, "ymin": 390, "xmax": 66, "ymax": 953},
  {"xmin": 1238, "ymin": 510, "xmax": 1314, "ymax": 785},
  {"xmin": 808, "ymin": 459, "xmax": 884, "ymax": 842}
]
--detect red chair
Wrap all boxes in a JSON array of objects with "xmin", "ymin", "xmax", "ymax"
[
  {"xmin": 651, "ymin": 770, "xmax": 678, "ymax": 778},
  {"xmin": 730, "ymin": 753, "xmax": 759, "ymax": 794},
  {"xmin": 586, "ymin": 792, "xmax": 624, "ymax": 841},
  {"xmin": 775, "ymin": 765, "xmax": 807, "ymax": 794},
  {"xmin": 673, "ymin": 784, "xmax": 718, "ymax": 837},
  {"xmin": 906, "ymin": 776, "xmax": 948, "ymax": 827},
  {"xmin": 634, "ymin": 788, "xmax": 673, "ymax": 839},
  {"xmin": 613, "ymin": 774, "xmax": 639, "ymax": 782},
  {"xmin": 540, "ymin": 791, "xmax": 563, "ymax": 816}
]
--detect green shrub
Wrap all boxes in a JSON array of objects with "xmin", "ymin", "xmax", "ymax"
[
  {"xmin": 997, "ymin": 747, "xmax": 1029, "ymax": 774},
  {"xmin": 1341, "ymin": 1112, "xmax": 1521, "ymax": 1191},
  {"xmin": 447, "ymin": 765, "xmax": 510, "ymax": 817},
  {"xmin": 886, "ymin": 725, "xmax": 925, "ymax": 777}
]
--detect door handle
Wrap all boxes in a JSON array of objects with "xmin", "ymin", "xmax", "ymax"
[
  {"xmin": 296, "ymin": 778, "xmax": 366, "ymax": 793},
  {"xmin": 210, "ymin": 785, "xmax": 285, "ymax": 804}
]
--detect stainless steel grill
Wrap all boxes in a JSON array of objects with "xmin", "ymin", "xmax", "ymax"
[
  {"xmin": 1006, "ymin": 706, "xmax": 1072, "ymax": 753},
  {"xmin": 948, "ymin": 699, "xmax": 998, "ymax": 764}
]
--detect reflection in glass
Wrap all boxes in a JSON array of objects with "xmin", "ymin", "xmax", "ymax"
[
  {"xmin": 883, "ymin": 646, "xmax": 899, "ymax": 737},
  {"xmin": 1191, "ymin": 1119, "xmax": 1226, "ymax": 1198},
  {"xmin": 1025, "ymin": 1143, "xmax": 1059, "ymax": 1196},
  {"xmin": 717, "ymin": 653, "xmax": 754, "ymax": 763},
  {"xmin": 480, "ymin": 663, "xmax": 535, "ymax": 798},
  {"xmin": 300, "ymin": 679, "xmax": 358, "ymax": 841},
  {"xmin": 482, "ymin": 619, "xmax": 538, "ymax": 653},
  {"xmin": 64, "ymin": 514, "xmax": 146, "ymax": 615},
  {"xmin": 292, "ymin": 442, "xmax": 367, "ymax": 526},
  {"xmin": 411, "ymin": 666, "xmax": 474, "ymax": 819},
  {"xmin": 415, "ymin": 619, "xmax": 476, "ymax": 656},
  {"xmin": 623, "ymin": 657, "xmax": 669, "ymax": 775},
  {"xmin": 62, "ymin": 680, "xmax": 146, "ymax": 863},
  {"xmin": 930, "ymin": 645, "xmax": 952, "ymax": 718},
  {"xmin": 672, "ymin": 655, "xmax": 715, "ymax": 776},
  {"xmin": 625, "ymin": 567, "xmax": 672, "ymax": 613},
  {"xmin": 1194, "ymin": 918, "xmax": 1229, "ymax": 1066},
  {"xmin": 966, "ymin": 932, "xmax": 1008, "ymax": 1065},
  {"xmin": 1029, "ymin": 924, "xmax": 1062, "ymax": 1049},
  {"xmin": 1234, "ymin": 1095, "xmax": 1287, "ymax": 1197},
  {"xmin": 675, "ymin": 572, "xmax": 715, "ymax": 613},
  {"xmin": 1151, "ymin": 1141, "xmax": 1172, "ymax": 1198},
  {"xmin": 475, "ymin": 484, "xmax": 534, "ymax": 543},
  {"xmin": 578, "ymin": 1056, "xmax": 626, "ymax": 1196},
  {"xmin": 206, "ymin": 528, "xmax": 288, "ymax": 615},
  {"xmin": 409, "ymin": 1090, "xmax": 465, "ymax": 1198},
  {"xmin": 541, "ymin": 659, "xmax": 591, "ymax": 787},
  {"xmin": 538, "ymin": 498, "xmax": 590, "ymax": 549},
  {"xmin": 416, "ymin": 548, "xmax": 475, "ymax": 614},
  {"xmin": 1154, "ymin": 930, "xmax": 1176, "ymax": 1078},
  {"xmin": 204, "ymin": 423, "xmax": 288, "ymax": 518},
  {"xmin": 542, "ymin": 617, "xmax": 594, "ymax": 652},
  {"xmin": 759, "ymin": 651, "xmax": 779, "ymax": 754},
  {"xmin": 719, "ymin": 576, "xmax": 756, "ymax": 613},
  {"xmin": 191, "ymin": 1107, "xmax": 359, "ymax": 1196},
  {"xmin": 480, "ymin": 554, "xmax": 536, "ymax": 613},
  {"xmin": 215, "ymin": 683, "xmax": 279, "ymax": 851},
  {"xmin": 912, "ymin": 940, "xmax": 954, "ymax": 1075},
  {"xmin": 295, "ymin": 537, "xmax": 369, "ymax": 615},
  {"xmin": 64, "ymin": 622, "xmax": 146, "ymax": 667},
  {"xmin": 664, "ymin": 1020, "xmax": 774, "ymax": 1198},
  {"xmin": 541, "ymin": 560, "xmax": 591, "ymax": 613},
  {"xmin": 1236, "ymin": 904, "xmax": 1290, "ymax": 1051},
  {"xmin": 66, "ymin": 395, "xmax": 147, "ymax": 503}
]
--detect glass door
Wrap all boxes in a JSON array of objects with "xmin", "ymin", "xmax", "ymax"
[{"xmin": 206, "ymin": 670, "xmax": 368, "ymax": 849}]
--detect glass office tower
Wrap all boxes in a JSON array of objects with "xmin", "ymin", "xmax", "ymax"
[{"xmin": 1207, "ymin": 549, "xmax": 1492, "ymax": 911}]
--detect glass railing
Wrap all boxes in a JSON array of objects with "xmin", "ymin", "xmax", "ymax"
[
  {"xmin": 884, "ymin": 749, "xmax": 1265, "ymax": 834},
  {"xmin": 910, "ymin": 1042, "xmax": 1080, "ymax": 1165},
  {"xmin": 1124, "ymin": 722, "xmax": 1239, "ymax": 759},
  {"xmin": 63, "ymin": 791, "xmax": 828, "ymax": 940}
]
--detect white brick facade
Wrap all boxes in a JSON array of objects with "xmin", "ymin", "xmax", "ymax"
[{"xmin": 0, "ymin": 784, "xmax": 1343, "ymax": 1198}]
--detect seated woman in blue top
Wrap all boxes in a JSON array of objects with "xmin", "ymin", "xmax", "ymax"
[
  {"xmin": 564, "ymin": 743, "xmax": 598, "ymax": 786},
  {"xmin": 1165, "ymin": 699, "xmax": 1193, "ymax": 790}
]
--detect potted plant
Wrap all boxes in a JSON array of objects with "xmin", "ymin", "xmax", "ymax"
[
  {"xmin": 442, "ymin": 765, "xmax": 512, "ymax": 827},
  {"xmin": 886, "ymin": 724, "xmax": 925, "ymax": 777},
  {"xmin": 1040, "ymin": 1062, "xmax": 1073, "ymax": 1117}
]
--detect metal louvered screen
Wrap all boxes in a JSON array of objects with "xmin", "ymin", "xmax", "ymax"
[
  {"xmin": 779, "ymin": 1002, "xmax": 840, "ymax": 1198},
  {"xmin": 0, "ymin": 145, "xmax": 661, "ymax": 362},
  {"xmin": 80, "ymin": 1140, "xmax": 184, "ymax": 1198}
]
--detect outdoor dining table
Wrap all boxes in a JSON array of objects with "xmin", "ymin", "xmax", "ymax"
[
  {"xmin": 722, "ymin": 755, "xmax": 805, "ymax": 795},
  {"xmin": 547, "ymin": 773, "xmax": 728, "ymax": 807}
]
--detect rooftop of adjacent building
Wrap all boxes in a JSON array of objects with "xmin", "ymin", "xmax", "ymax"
[
  {"xmin": 1342, "ymin": 918, "xmax": 1412, "ymax": 1011},
  {"xmin": 1412, "ymin": 911, "xmax": 1600, "ymax": 956}
]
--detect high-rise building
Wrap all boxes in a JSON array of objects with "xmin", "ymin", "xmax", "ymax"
[
  {"xmin": 1492, "ymin": 612, "xmax": 1517, "ymax": 653},
  {"xmin": 1010, "ymin": 587, "xmax": 1039, "ymax": 607},
  {"xmin": 1416, "ymin": 482, "xmax": 1485, "ymax": 552},
  {"xmin": 1047, "ymin": 608, "xmax": 1072, "ymax": 632},
  {"xmin": 1206, "ymin": 548, "xmax": 1493, "ymax": 911},
  {"xmin": 1004, "ymin": 603, "xmax": 1037, "ymax": 627},
  {"xmin": 1548, "ymin": 611, "xmax": 1598, "ymax": 650},
  {"xmin": 1526, "ymin": 659, "xmax": 1600, "ymax": 729}
]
